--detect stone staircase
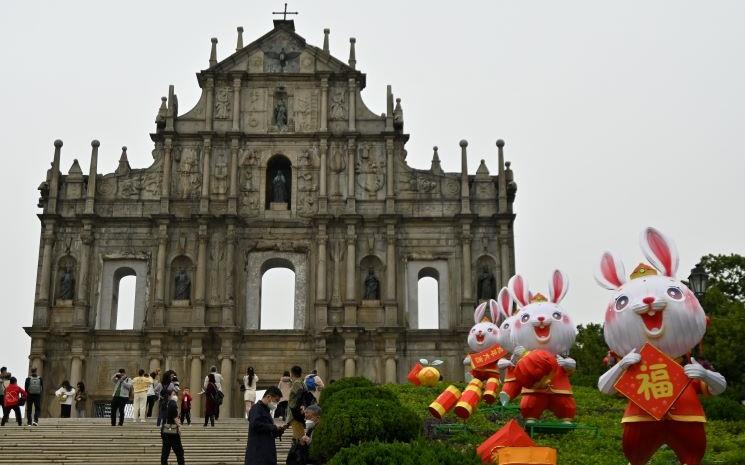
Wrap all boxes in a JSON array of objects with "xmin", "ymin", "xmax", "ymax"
[{"xmin": 0, "ymin": 418, "xmax": 292, "ymax": 464}]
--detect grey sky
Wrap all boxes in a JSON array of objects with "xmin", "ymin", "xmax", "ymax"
[{"xmin": 1, "ymin": 1, "xmax": 744, "ymax": 383}]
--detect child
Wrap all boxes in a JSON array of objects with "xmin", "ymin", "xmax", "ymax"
[{"xmin": 179, "ymin": 388, "xmax": 192, "ymax": 425}]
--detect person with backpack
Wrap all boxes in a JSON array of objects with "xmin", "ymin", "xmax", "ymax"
[
  {"xmin": 304, "ymin": 369, "xmax": 325, "ymax": 402},
  {"xmin": 157, "ymin": 371, "xmax": 180, "ymax": 427},
  {"xmin": 160, "ymin": 388, "xmax": 186, "ymax": 465},
  {"xmin": 74, "ymin": 382, "xmax": 88, "ymax": 418},
  {"xmin": 287, "ymin": 365, "xmax": 308, "ymax": 442},
  {"xmin": 24, "ymin": 367, "xmax": 43, "ymax": 426},
  {"xmin": 203, "ymin": 366, "xmax": 224, "ymax": 421},
  {"xmin": 54, "ymin": 380, "xmax": 76, "ymax": 418},
  {"xmin": 1, "ymin": 377, "xmax": 26, "ymax": 427},
  {"xmin": 201, "ymin": 373, "xmax": 220, "ymax": 427},
  {"xmin": 111, "ymin": 368, "xmax": 132, "ymax": 427}
]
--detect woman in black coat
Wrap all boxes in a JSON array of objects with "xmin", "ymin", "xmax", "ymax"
[
  {"xmin": 245, "ymin": 387, "xmax": 288, "ymax": 465},
  {"xmin": 161, "ymin": 389, "xmax": 186, "ymax": 465}
]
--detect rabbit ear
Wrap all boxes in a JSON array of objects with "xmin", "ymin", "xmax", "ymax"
[
  {"xmin": 595, "ymin": 251, "xmax": 626, "ymax": 290},
  {"xmin": 474, "ymin": 301, "xmax": 488, "ymax": 324},
  {"xmin": 548, "ymin": 269, "xmax": 569, "ymax": 303},
  {"xmin": 508, "ymin": 274, "xmax": 531, "ymax": 308},
  {"xmin": 640, "ymin": 227, "xmax": 679, "ymax": 278},
  {"xmin": 488, "ymin": 299, "xmax": 506, "ymax": 326},
  {"xmin": 496, "ymin": 287, "xmax": 514, "ymax": 317}
]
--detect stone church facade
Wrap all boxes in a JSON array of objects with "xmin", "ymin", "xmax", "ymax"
[{"xmin": 27, "ymin": 19, "xmax": 517, "ymax": 417}]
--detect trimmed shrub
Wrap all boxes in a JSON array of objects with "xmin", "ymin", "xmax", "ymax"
[
  {"xmin": 310, "ymin": 398, "xmax": 421, "ymax": 463},
  {"xmin": 321, "ymin": 386, "xmax": 399, "ymax": 414},
  {"xmin": 319, "ymin": 376, "xmax": 374, "ymax": 406},
  {"xmin": 325, "ymin": 440, "xmax": 482, "ymax": 465},
  {"xmin": 702, "ymin": 395, "xmax": 745, "ymax": 421}
]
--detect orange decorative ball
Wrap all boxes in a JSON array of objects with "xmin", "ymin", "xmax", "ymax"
[{"xmin": 417, "ymin": 366, "xmax": 441, "ymax": 387}]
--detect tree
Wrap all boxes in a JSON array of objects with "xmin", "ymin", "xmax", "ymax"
[
  {"xmin": 700, "ymin": 254, "xmax": 745, "ymax": 303},
  {"xmin": 571, "ymin": 323, "xmax": 609, "ymax": 386}
]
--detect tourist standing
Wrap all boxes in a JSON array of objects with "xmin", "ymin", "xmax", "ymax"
[
  {"xmin": 54, "ymin": 380, "xmax": 76, "ymax": 418},
  {"xmin": 286, "ymin": 404, "xmax": 321, "ymax": 465},
  {"xmin": 275, "ymin": 371, "xmax": 292, "ymax": 421},
  {"xmin": 147, "ymin": 371, "xmax": 160, "ymax": 418},
  {"xmin": 180, "ymin": 388, "xmax": 192, "ymax": 426},
  {"xmin": 0, "ymin": 367, "xmax": 9, "ymax": 413},
  {"xmin": 111, "ymin": 368, "xmax": 132, "ymax": 427},
  {"xmin": 287, "ymin": 365, "xmax": 306, "ymax": 441},
  {"xmin": 132, "ymin": 368, "xmax": 153, "ymax": 422},
  {"xmin": 245, "ymin": 386, "xmax": 288, "ymax": 465},
  {"xmin": 1, "ymin": 377, "xmax": 26, "ymax": 427},
  {"xmin": 243, "ymin": 366, "xmax": 259, "ymax": 418},
  {"xmin": 202, "ymin": 373, "xmax": 218, "ymax": 427},
  {"xmin": 204, "ymin": 366, "xmax": 223, "ymax": 420},
  {"xmin": 158, "ymin": 371, "xmax": 180, "ymax": 427},
  {"xmin": 74, "ymin": 382, "xmax": 87, "ymax": 418},
  {"xmin": 304, "ymin": 369, "xmax": 325, "ymax": 402},
  {"xmin": 160, "ymin": 389, "xmax": 186, "ymax": 465},
  {"xmin": 24, "ymin": 367, "xmax": 43, "ymax": 426}
]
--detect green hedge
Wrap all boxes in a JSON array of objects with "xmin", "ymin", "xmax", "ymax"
[
  {"xmin": 310, "ymin": 398, "xmax": 421, "ymax": 463},
  {"xmin": 321, "ymin": 386, "xmax": 399, "ymax": 414},
  {"xmin": 702, "ymin": 395, "xmax": 745, "ymax": 421},
  {"xmin": 325, "ymin": 440, "xmax": 482, "ymax": 465},
  {"xmin": 319, "ymin": 376, "xmax": 374, "ymax": 406}
]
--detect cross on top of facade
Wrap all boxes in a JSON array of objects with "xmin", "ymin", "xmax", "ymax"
[{"xmin": 272, "ymin": 3, "xmax": 298, "ymax": 21}]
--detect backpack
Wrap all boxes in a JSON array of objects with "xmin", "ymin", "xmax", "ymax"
[
  {"xmin": 304, "ymin": 374, "xmax": 317, "ymax": 392},
  {"xmin": 28, "ymin": 377, "xmax": 42, "ymax": 395},
  {"xmin": 5, "ymin": 389, "xmax": 19, "ymax": 405},
  {"xmin": 210, "ymin": 389, "xmax": 224, "ymax": 406},
  {"xmin": 300, "ymin": 388, "xmax": 316, "ymax": 408}
]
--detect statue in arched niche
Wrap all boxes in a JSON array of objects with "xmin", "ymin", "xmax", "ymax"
[
  {"xmin": 364, "ymin": 268, "xmax": 380, "ymax": 300},
  {"xmin": 477, "ymin": 266, "xmax": 496, "ymax": 301},
  {"xmin": 59, "ymin": 267, "xmax": 75, "ymax": 300},
  {"xmin": 272, "ymin": 170, "xmax": 288, "ymax": 203},
  {"xmin": 174, "ymin": 268, "xmax": 191, "ymax": 300}
]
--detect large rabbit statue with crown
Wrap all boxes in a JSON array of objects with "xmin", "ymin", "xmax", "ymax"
[
  {"xmin": 502, "ymin": 270, "xmax": 578, "ymax": 423},
  {"xmin": 596, "ymin": 227, "xmax": 726, "ymax": 465}
]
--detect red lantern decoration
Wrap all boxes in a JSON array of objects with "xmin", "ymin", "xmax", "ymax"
[{"xmin": 428, "ymin": 385, "xmax": 462, "ymax": 419}]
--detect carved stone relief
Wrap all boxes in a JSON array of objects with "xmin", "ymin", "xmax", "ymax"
[
  {"xmin": 328, "ymin": 142, "xmax": 347, "ymax": 196},
  {"xmin": 141, "ymin": 171, "xmax": 162, "ymax": 199},
  {"xmin": 212, "ymin": 150, "xmax": 228, "ymax": 196},
  {"xmin": 173, "ymin": 146, "xmax": 202, "ymax": 199},
  {"xmin": 119, "ymin": 175, "xmax": 143, "ymax": 199},
  {"xmin": 208, "ymin": 235, "xmax": 225, "ymax": 304},
  {"xmin": 246, "ymin": 88, "xmax": 267, "ymax": 131},
  {"xmin": 408, "ymin": 173, "xmax": 438, "ymax": 193},
  {"xmin": 214, "ymin": 87, "xmax": 232, "ymax": 119},
  {"xmin": 261, "ymin": 34, "xmax": 302, "ymax": 73},
  {"xmin": 329, "ymin": 87, "xmax": 347, "ymax": 120},
  {"xmin": 299, "ymin": 144, "xmax": 320, "ymax": 168},
  {"xmin": 248, "ymin": 52, "xmax": 264, "ymax": 73},
  {"xmin": 96, "ymin": 174, "xmax": 117, "ymax": 199},
  {"xmin": 238, "ymin": 146, "xmax": 260, "ymax": 215},
  {"xmin": 355, "ymin": 143, "xmax": 385, "ymax": 193},
  {"xmin": 293, "ymin": 89, "xmax": 317, "ymax": 132}
]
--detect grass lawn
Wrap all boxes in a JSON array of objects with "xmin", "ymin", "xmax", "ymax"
[{"xmin": 382, "ymin": 382, "xmax": 745, "ymax": 465}]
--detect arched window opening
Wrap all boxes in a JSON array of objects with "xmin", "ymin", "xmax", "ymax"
[
  {"xmin": 266, "ymin": 154, "xmax": 292, "ymax": 210},
  {"xmin": 114, "ymin": 273, "xmax": 136, "ymax": 330},
  {"xmin": 417, "ymin": 267, "xmax": 440, "ymax": 329},
  {"xmin": 259, "ymin": 265, "xmax": 295, "ymax": 329}
]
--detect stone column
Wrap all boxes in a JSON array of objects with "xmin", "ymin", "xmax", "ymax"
[
  {"xmin": 314, "ymin": 357, "xmax": 328, "ymax": 382},
  {"xmin": 36, "ymin": 221, "xmax": 56, "ymax": 323},
  {"xmin": 74, "ymin": 223, "xmax": 94, "ymax": 326},
  {"xmin": 320, "ymin": 78, "xmax": 328, "ymax": 131},
  {"xmin": 84, "ymin": 140, "xmax": 99, "ymax": 214},
  {"xmin": 47, "ymin": 140, "xmax": 62, "ymax": 214},
  {"xmin": 149, "ymin": 338, "xmax": 163, "ymax": 372},
  {"xmin": 316, "ymin": 223, "xmax": 328, "ymax": 302},
  {"xmin": 70, "ymin": 353, "xmax": 84, "ymax": 416},
  {"xmin": 231, "ymin": 77, "xmax": 241, "ymax": 131},
  {"xmin": 205, "ymin": 78, "xmax": 214, "ymax": 131},
  {"xmin": 346, "ymin": 138, "xmax": 355, "ymax": 211},
  {"xmin": 345, "ymin": 226, "xmax": 356, "ymax": 301},
  {"xmin": 319, "ymin": 139, "xmax": 328, "ymax": 198},
  {"xmin": 460, "ymin": 140, "xmax": 471, "ymax": 214},
  {"xmin": 385, "ymin": 224, "xmax": 396, "ymax": 301},
  {"xmin": 385, "ymin": 138, "xmax": 394, "ymax": 213},
  {"xmin": 385, "ymin": 357, "xmax": 397, "ymax": 384},
  {"xmin": 347, "ymin": 78, "xmax": 356, "ymax": 131},
  {"xmin": 219, "ymin": 349, "xmax": 234, "ymax": 418},
  {"xmin": 343, "ymin": 333, "xmax": 357, "ymax": 377},
  {"xmin": 190, "ymin": 353, "xmax": 204, "ymax": 418},
  {"xmin": 462, "ymin": 227, "xmax": 473, "ymax": 300},
  {"xmin": 194, "ymin": 223, "xmax": 208, "ymax": 325},
  {"xmin": 161, "ymin": 138, "xmax": 172, "ymax": 213},
  {"xmin": 200, "ymin": 138, "xmax": 211, "ymax": 213},
  {"xmin": 223, "ymin": 222, "xmax": 236, "ymax": 326},
  {"xmin": 499, "ymin": 234, "xmax": 511, "ymax": 287},
  {"xmin": 155, "ymin": 223, "xmax": 168, "ymax": 303},
  {"xmin": 228, "ymin": 139, "xmax": 239, "ymax": 214}
]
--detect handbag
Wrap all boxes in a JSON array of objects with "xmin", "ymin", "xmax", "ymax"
[{"xmin": 162, "ymin": 423, "xmax": 180, "ymax": 435}]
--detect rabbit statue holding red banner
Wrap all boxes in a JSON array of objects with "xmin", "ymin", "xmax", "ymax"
[{"xmin": 595, "ymin": 227, "xmax": 726, "ymax": 465}]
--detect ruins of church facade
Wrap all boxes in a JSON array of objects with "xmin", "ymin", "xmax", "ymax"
[{"xmin": 27, "ymin": 19, "xmax": 517, "ymax": 417}]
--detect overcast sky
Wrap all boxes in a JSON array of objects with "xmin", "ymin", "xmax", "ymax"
[{"xmin": 1, "ymin": 1, "xmax": 744, "ymax": 382}]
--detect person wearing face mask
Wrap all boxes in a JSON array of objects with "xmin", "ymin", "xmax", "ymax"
[
  {"xmin": 245, "ymin": 386, "xmax": 288, "ymax": 465},
  {"xmin": 160, "ymin": 389, "xmax": 185, "ymax": 465},
  {"xmin": 286, "ymin": 404, "xmax": 321, "ymax": 465}
]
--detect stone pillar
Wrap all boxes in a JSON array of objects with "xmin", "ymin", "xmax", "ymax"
[
  {"xmin": 47, "ymin": 140, "xmax": 62, "ymax": 214},
  {"xmin": 200, "ymin": 138, "xmax": 211, "ymax": 213},
  {"xmin": 385, "ymin": 138, "xmax": 394, "ymax": 213},
  {"xmin": 344, "ymin": 333, "xmax": 357, "ymax": 377},
  {"xmin": 161, "ymin": 138, "xmax": 172, "ymax": 213},
  {"xmin": 385, "ymin": 357, "xmax": 397, "ymax": 384},
  {"xmin": 205, "ymin": 77, "xmax": 214, "ymax": 131},
  {"xmin": 70, "ymin": 353, "xmax": 84, "ymax": 416},
  {"xmin": 316, "ymin": 223, "xmax": 328, "ymax": 303},
  {"xmin": 345, "ymin": 226, "xmax": 356, "ymax": 302},
  {"xmin": 384, "ymin": 224, "xmax": 396, "ymax": 301},
  {"xmin": 149, "ymin": 338, "xmax": 163, "ymax": 372},
  {"xmin": 462, "ymin": 227, "xmax": 473, "ymax": 300},
  {"xmin": 228, "ymin": 139, "xmax": 239, "ymax": 214},
  {"xmin": 319, "ymin": 139, "xmax": 328, "ymax": 198},
  {"xmin": 346, "ymin": 138, "xmax": 355, "ymax": 211},
  {"xmin": 36, "ymin": 221, "xmax": 56, "ymax": 325},
  {"xmin": 194, "ymin": 223, "xmax": 208, "ymax": 325},
  {"xmin": 219, "ymin": 339, "xmax": 234, "ymax": 418},
  {"xmin": 314, "ymin": 357, "xmax": 328, "ymax": 382},
  {"xmin": 84, "ymin": 140, "xmax": 99, "ymax": 214},
  {"xmin": 496, "ymin": 140, "xmax": 507, "ymax": 214},
  {"xmin": 320, "ymin": 78, "xmax": 328, "ymax": 131},
  {"xmin": 231, "ymin": 77, "xmax": 241, "ymax": 131},
  {"xmin": 460, "ymin": 140, "xmax": 471, "ymax": 214},
  {"xmin": 499, "ymin": 234, "xmax": 511, "ymax": 287},
  {"xmin": 347, "ymin": 78, "xmax": 356, "ymax": 131},
  {"xmin": 190, "ymin": 353, "xmax": 204, "ymax": 418},
  {"xmin": 223, "ymin": 222, "xmax": 236, "ymax": 326},
  {"xmin": 74, "ymin": 223, "xmax": 94, "ymax": 326},
  {"xmin": 153, "ymin": 222, "xmax": 168, "ymax": 327}
]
